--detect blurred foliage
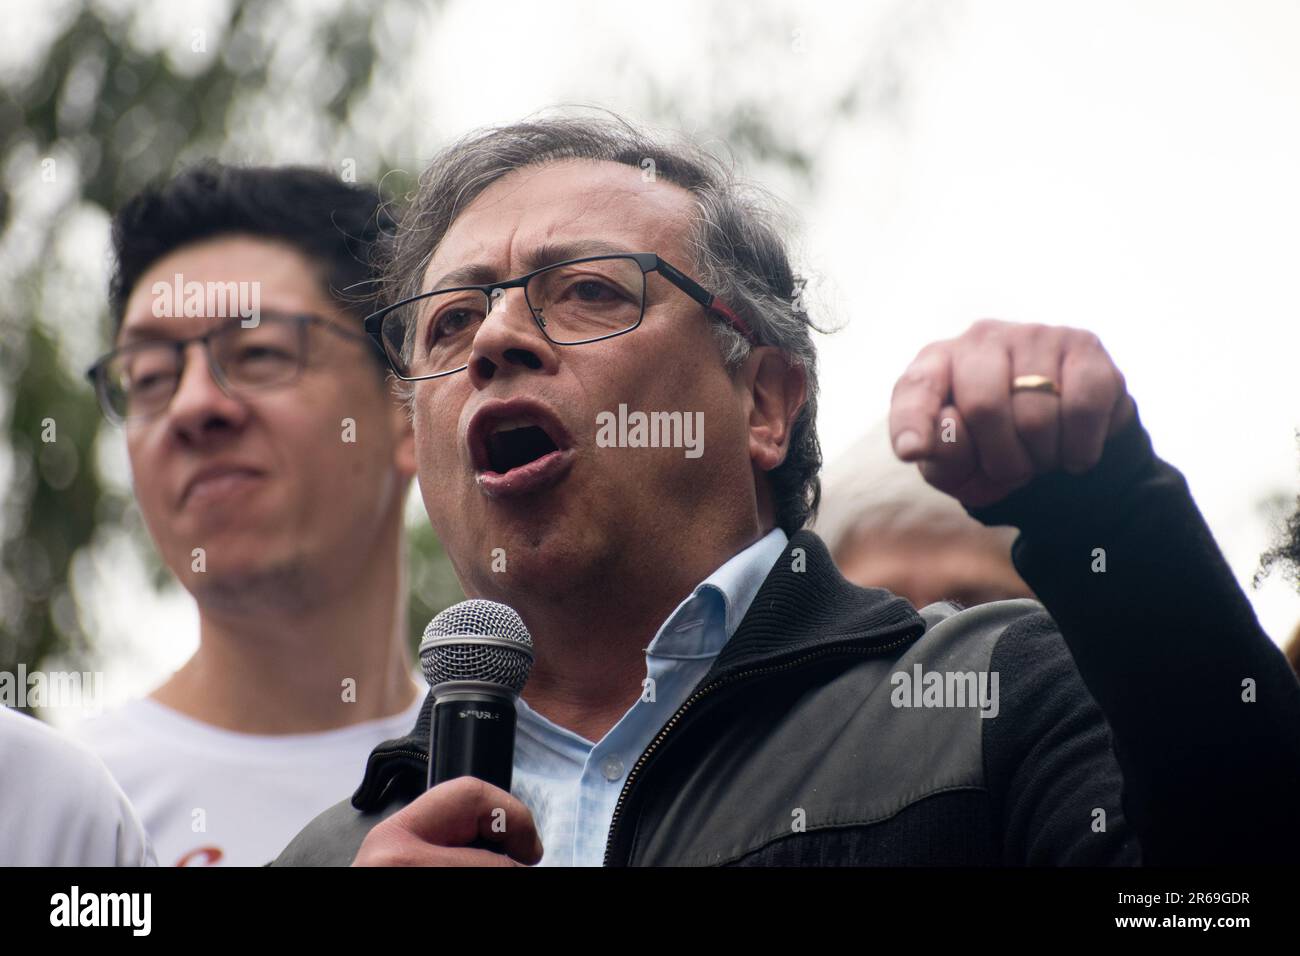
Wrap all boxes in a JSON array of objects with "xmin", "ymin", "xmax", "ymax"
[
  {"xmin": 0, "ymin": 322, "xmax": 108, "ymax": 680},
  {"xmin": 1253, "ymin": 437, "xmax": 1300, "ymax": 591},
  {"xmin": 0, "ymin": 0, "xmax": 459, "ymax": 700}
]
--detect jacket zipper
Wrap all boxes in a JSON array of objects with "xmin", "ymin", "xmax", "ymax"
[
  {"xmin": 601, "ymin": 629, "xmax": 920, "ymax": 866},
  {"xmin": 387, "ymin": 750, "xmax": 428, "ymax": 763}
]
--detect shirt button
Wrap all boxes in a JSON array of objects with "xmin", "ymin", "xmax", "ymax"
[{"xmin": 600, "ymin": 755, "xmax": 625, "ymax": 782}]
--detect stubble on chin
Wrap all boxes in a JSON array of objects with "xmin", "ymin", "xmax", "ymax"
[{"xmin": 187, "ymin": 558, "xmax": 319, "ymax": 617}]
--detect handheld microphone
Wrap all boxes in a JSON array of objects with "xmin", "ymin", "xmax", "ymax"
[{"xmin": 419, "ymin": 599, "xmax": 534, "ymax": 794}]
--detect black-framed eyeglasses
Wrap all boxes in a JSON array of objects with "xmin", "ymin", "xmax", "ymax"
[
  {"xmin": 363, "ymin": 252, "xmax": 755, "ymax": 382},
  {"xmin": 85, "ymin": 312, "xmax": 375, "ymax": 424}
]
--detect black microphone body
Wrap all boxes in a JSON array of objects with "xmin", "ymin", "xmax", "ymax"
[
  {"xmin": 429, "ymin": 694, "xmax": 517, "ymax": 792},
  {"xmin": 419, "ymin": 600, "xmax": 536, "ymax": 854}
]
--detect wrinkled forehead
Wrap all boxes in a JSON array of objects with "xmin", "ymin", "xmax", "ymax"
[{"xmin": 420, "ymin": 159, "xmax": 698, "ymax": 294}]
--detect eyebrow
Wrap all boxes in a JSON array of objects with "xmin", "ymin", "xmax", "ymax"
[
  {"xmin": 117, "ymin": 310, "xmax": 320, "ymax": 345},
  {"xmin": 427, "ymin": 240, "xmax": 636, "ymax": 292},
  {"xmin": 118, "ymin": 318, "xmax": 188, "ymax": 345}
]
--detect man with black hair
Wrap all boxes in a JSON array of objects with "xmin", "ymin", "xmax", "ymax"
[{"xmin": 74, "ymin": 164, "xmax": 426, "ymax": 866}]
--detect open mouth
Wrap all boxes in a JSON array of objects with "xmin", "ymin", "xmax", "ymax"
[
  {"xmin": 485, "ymin": 424, "xmax": 560, "ymax": 474},
  {"xmin": 468, "ymin": 399, "xmax": 576, "ymax": 499}
]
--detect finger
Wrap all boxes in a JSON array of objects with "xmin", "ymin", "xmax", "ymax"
[
  {"xmin": 420, "ymin": 845, "xmax": 530, "ymax": 866},
  {"xmin": 353, "ymin": 831, "xmax": 527, "ymax": 867},
  {"xmin": 1059, "ymin": 339, "xmax": 1125, "ymax": 474},
  {"xmin": 394, "ymin": 777, "xmax": 543, "ymax": 864},
  {"xmin": 915, "ymin": 403, "xmax": 981, "ymax": 498},
  {"xmin": 951, "ymin": 338, "xmax": 1035, "ymax": 484},
  {"xmin": 889, "ymin": 346, "xmax": 952, "ymax": 460},
  {"xmin": 1008, "ymin": 327, "xmax": 1065, "ymax": 472}
]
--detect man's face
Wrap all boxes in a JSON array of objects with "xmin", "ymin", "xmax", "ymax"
[
  {"xmin": 119, "ymin": 235, "xmax": 414, "ymax": 609},
  {"xmin": 411, "ymin": 160, "xmax": 760, "ymax": 602}
]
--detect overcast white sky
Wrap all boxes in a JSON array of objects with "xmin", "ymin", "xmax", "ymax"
[{"xmin": 12, "ymin": 0, "xmax": 1300, "ymax": 722}]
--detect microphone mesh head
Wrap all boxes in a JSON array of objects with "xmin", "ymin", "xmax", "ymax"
[{"xmin": 419, "ymin": 599, "xmax": 534, "ymax": 694}]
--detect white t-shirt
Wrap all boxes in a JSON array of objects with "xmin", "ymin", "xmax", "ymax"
[
  {"xmin": 73, "ymin": 690, "xmax": 424, "ymax": 867},
  {"xmin": 0, "ymin": 706, "xmax": 156, "ymax": 866}
]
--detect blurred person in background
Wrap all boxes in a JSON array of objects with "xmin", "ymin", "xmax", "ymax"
[
  {"xmin": 1, "ymin": 705, "xmax": 155, "ymax": 866},
  {"xmin": 73, "ymin": 165, "xmax": 424, "ymax": 866},
  {"xmin": 812, "ymin": 420, "xmax": 1033, "ymax": 608}
]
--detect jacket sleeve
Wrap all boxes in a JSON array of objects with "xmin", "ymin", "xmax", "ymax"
[
  {"xmin": 982, "ymin": 609, "xmax": 1140, "ymax": 865},
  {"xmin": 969, "ymin": 408, "xmax": 1300, "ymax": 864}
]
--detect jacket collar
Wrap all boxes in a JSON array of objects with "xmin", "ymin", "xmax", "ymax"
[{"xmin": 351, "ymin": 528, "xmax": 924, "ymax": 811}]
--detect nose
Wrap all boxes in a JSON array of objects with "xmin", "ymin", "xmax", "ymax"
[
  {"xmin": 465, "ymin": 287, "xmax": 559, "ymax": 390},
  {"xmin": 166, "ymin": 342, "xmax": 251, "ymax": 447}
]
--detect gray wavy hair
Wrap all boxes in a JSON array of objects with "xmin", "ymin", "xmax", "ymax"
[{"xmin": 379, "ymin": 111, "xmax": 826, "ymax": 535}]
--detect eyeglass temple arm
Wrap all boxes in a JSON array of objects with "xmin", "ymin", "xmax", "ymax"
[{"xmin": 654, "ymin": 259, "xmax": 757, "ymax": 343}]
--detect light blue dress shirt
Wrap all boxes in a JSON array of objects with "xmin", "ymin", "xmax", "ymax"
[{"xmin": 510, "ymin": 526, "xmax": 789, "ymax": 866}]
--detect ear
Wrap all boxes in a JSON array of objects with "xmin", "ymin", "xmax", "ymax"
[{"xmin": 741, "ymin": 346, "xmax": 807, "ymax": 473}]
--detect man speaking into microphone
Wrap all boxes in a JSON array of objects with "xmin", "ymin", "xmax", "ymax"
[{"xmin": 275, "ymin": 111, "xmax": 1300, "ymax": 867}]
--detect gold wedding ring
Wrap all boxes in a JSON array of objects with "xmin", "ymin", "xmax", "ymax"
[{"xmin": 1011, "ymin": 374, "xmax": 1060, "ymax": 396}]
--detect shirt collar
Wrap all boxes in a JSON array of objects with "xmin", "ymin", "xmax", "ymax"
[
  {"xmin": 646, "ymin": 527, "xmax": 789, "ymax": 660},
  {"xmin": 349, "ymin": 529, "xmax": 925, "ymax": 813}
]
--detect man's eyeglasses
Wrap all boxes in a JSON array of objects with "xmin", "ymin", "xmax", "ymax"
[
  {"xmin": 363, "ymin": 252, "xmax": 755, "ymax": 381},
  {"xmin": 86, "ymin": 313, "xmax": 375, "ymax": 424}
]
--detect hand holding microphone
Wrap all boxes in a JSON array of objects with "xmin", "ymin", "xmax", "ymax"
[
  {"xmin": 352, "ymin": 600, "xmax": 544, "ymax": 867},
  {"xmin": 351, "ymin": 777, "xmax": 542, "ymax": 867}
]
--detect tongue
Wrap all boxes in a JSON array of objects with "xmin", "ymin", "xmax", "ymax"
[{"xmin": 489, "ymin": 425, "xmax": 558, "ymax": 473}]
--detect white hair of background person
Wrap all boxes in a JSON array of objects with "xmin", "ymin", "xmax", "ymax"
[
  {"xmin": 814, "ymin": 421, "xmax": 1020, "ymax": 545},
  {"xmin": 811, "ymin": 420, "xmax": 1026, "ymax": 607}
]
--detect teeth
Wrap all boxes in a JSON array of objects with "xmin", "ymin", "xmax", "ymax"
[{"xmin": 491, "ymin": 417, "xmax": 542, "ymax": 435}]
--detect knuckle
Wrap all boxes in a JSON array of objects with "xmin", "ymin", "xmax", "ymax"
[
  {"xmin": 447, "ymin": 775, "xmax": 488, "ymax": 800},
  {"xmin": 892, "ymin": 368, "xmax": 930, "ymax": 400},
  {"xmin": 1064, "ymin": 344, "xmax": 1111, "ymax": 383},
  {"xmin": 891, "ymin": 371, "xmax": 917, "ymax": 399},
  {"xmin": 1075, "ymin": 329, "xmax": 1104, "ymax": 352},
  {"xmin": 893, "ymin": 358, "xmax": 946, "ymax": 399},
  {"xmin": 914, "ymin": 339, "xmax": 951, "ymax": 361},
  {"xmin": 465, "ymin": 777, "xmax": 497, "ymax": 809},
  {"xmin": 967, "ymin": 317, "xmax": 1004, "ymax": 338},
  {"xmin": 357, "ymin": 832, "xmax": 411, "ymax": 867},
  {"xmin": 1040, "ymin": 324, "xmax": 1071, "ymax": 350}
]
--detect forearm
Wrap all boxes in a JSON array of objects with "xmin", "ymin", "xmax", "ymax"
[{"xmin": 971, "ymin": 411, "xmax": 1300, "ymax": 863}]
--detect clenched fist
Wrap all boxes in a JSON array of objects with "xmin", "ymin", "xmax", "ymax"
[{"xmin": 889, "ymin": 319, "xmax": 1137, "ymax": 509}]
